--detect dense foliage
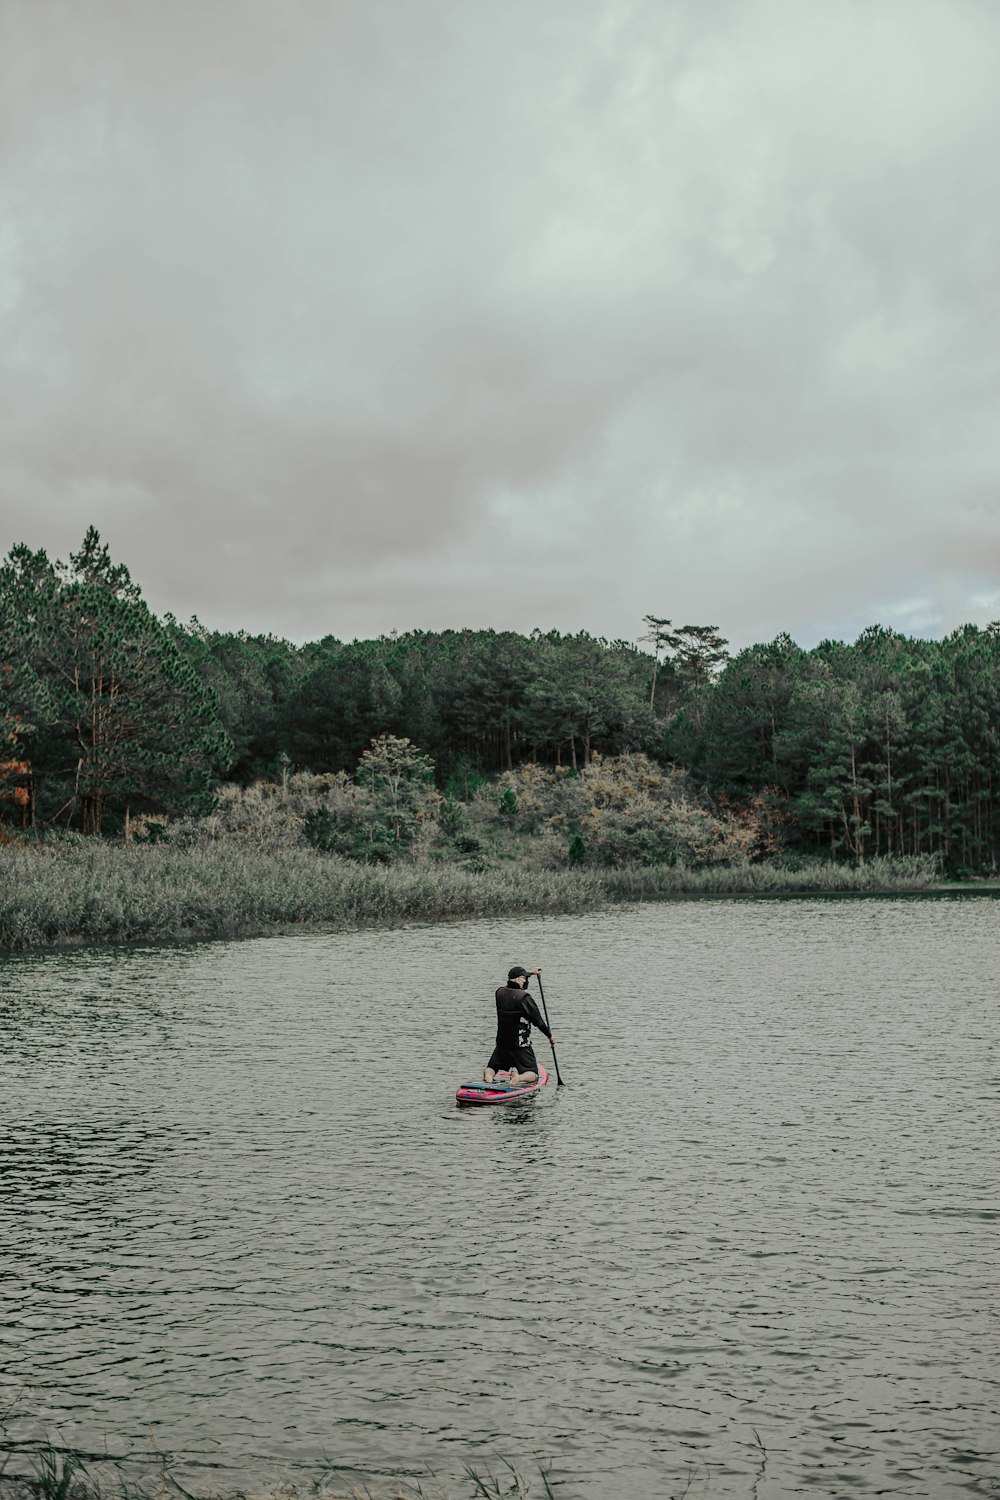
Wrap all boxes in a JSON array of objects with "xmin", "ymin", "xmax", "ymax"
[
  {"xmin": 174, "ymin": 623, "xmax": 660, "ymax": 782},
  {"xmin": 0, "ymin": 530, "xmax": 231, "ymax": 832},
  {"xmin": 685, "ymin": 626, "xmax": 1000, "ymax": 874},
  {"xmin": 3, "ymin": 531, "xmax": 1000, "ymax": 874}
]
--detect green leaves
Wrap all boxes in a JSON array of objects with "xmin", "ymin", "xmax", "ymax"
[
  {"xmin": 7, "ymin": 530, "xmax": 1000, "ymax": 874},
  {"xmin": 692, "ymin": 624, "xmax": 1000, "ymax": 871},
  {"xmin": 0, "ymin": 530, "xmax": 232, "ymax": 832}
]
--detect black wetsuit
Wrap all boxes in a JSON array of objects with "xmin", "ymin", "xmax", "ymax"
[{"xmin": 487, "ymin": 985, "xmax": 552, "ymax": 1075}]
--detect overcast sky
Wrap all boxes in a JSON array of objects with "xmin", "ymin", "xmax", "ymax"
[{"xmin": 2, "ymin": 0, "xmax": 999, "ymax": 649}]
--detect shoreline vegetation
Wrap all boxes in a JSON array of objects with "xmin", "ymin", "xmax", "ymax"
[
  {"xmin": 6, "ymin": 531, "xmax": 1000, "ymax": 885},
  {"xmin": 0, "ymin": 839, "xmax": 941, "ymax": 952},
  {"xmin": 3, "ymin": 530, "xmax": 998, "ymax": 955}
]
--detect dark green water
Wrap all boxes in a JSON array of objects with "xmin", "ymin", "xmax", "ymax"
[{"xmin": 1, "ymin": 899, "xmax": 997, "ymax": 1498}]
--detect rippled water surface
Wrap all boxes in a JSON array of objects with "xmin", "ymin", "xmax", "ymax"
[{"xmin": 2, "ymin": 898, "xmax": 998, "ymax": 1498}]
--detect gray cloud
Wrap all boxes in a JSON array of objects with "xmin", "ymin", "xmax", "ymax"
[{"xmin": 2, "ymin": 0, "xmax": 999, "ymax": 647}]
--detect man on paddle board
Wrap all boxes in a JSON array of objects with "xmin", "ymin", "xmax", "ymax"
[{"xmin": 484, "ymin": 966, "xmax": 555, "ymax": 1084}]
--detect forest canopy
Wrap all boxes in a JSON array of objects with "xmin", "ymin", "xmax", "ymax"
[{"xmin": 2, "ymin": 531, "xmax": 999, "ymax": 874}]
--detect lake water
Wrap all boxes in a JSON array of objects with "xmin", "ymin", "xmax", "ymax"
[{"xmin": 1, "ymin": 898, "xmax": 997, "ymax": 1499}]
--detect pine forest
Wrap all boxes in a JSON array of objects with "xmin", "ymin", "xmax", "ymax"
[{"xmin": 4, "ymin": 530, "xmax": 1000, "ymax": 879}]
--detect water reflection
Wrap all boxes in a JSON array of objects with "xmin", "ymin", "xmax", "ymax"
[{"xmin": 1, "ymin": 902, "xmax": 998, "ymax": 1497}]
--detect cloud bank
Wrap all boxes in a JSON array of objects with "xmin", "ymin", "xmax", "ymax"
[{"xmin": 2, "ymin": 0, "xmax": 999, "ymax": 646}]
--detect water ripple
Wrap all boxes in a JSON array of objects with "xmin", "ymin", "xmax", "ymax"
[{"xmin": 1, "ymin": 900, "xmax": 998, "ymax": 1497}]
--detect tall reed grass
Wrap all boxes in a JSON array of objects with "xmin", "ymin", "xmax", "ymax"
[
  {"xmin": 598, "ymin": 853, "xmax": 938, "ymax": 898},
  {"xmin": 0, "ymin": 844, "xmax": 938, "ymax": 951},
  {"xmin": 0, "ymin": 843, "xmax": 607, "ymax": 949}
]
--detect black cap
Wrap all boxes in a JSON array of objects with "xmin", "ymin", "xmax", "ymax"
[{"xmin": 507, "ymin": 966, "xmax": 529, "ymax": 982}]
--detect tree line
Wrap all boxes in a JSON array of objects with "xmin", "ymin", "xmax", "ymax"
[
  {"xmin": 684, "ymin": 625, "xmax": 1000, "ymax": 873},
  {"xmin": 2, "ymin": 531, "xmax": 1000, "ymax": 873}
]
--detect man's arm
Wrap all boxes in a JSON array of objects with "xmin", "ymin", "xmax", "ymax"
[{"xmin": 521, "ymin": 993, "xmax": 551, "ymax": 1039}]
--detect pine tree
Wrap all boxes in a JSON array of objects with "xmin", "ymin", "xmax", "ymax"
[{"xmin": 0, "ymin": 531, "xmax": 232, "ymax": 832}]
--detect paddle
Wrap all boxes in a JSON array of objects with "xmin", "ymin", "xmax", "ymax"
[{"xmin": 533, "ymin": 972, "xmax": 564, "ymax": 1086}]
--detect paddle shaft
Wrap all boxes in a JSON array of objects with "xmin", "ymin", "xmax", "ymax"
[{"xmin": 533, "ymin": 974, "xmax": 564, "ymax": 1086}]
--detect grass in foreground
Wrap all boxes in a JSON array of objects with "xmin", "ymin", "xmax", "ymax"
[
  {"xmin": 0, "ymin": 842, "xmax": 938, "ymax": 951},
  {"xmin": 0, "ymin": 1446, "xmax": 557, "ymax": 1500}
]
